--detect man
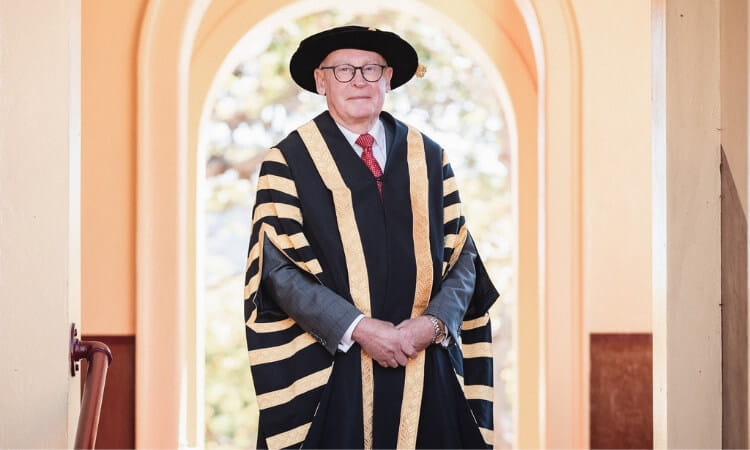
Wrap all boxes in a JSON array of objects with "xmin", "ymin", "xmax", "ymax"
[{"xmin": 244, "ymin": 25, "xmax": 498, "ymax": 449}]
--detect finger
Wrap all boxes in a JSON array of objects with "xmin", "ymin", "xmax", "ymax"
[
  {"xmin": 395, "ymin": 353, "xmax": 409, "ymax": 367},
  {"xmin": 389, "ymin": 359, "xmax": 399, "ymax": 368},
  {"xmin": 399, "ymin": 340, "xmax": 416, "ymax": 356},
  {"xmin": 402, "ymin": 344, "xmax": 417, "ymax": 359}
]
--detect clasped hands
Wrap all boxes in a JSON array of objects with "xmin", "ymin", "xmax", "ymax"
[{"xmin": 351, "ymin": 316, "xmax": 437, "ymax": 369}]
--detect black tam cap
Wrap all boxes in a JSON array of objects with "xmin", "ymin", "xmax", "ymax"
[{"xmin": 289, "ymin": 25, "xmax": 421, "ymax": 94}]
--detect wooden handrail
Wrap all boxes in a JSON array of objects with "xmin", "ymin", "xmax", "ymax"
[{"xmin": 70, "ymin": 324, "xmax": 113, "ymax": 450}]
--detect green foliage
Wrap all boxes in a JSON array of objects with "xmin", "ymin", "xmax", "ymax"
[{"xmin": 203, "ymin": 7, "xmax": 515, "ymax": 449}]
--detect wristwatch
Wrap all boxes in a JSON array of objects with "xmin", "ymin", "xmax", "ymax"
[{"xmin": 427, "ymin": 315, "xmax": 447, "ymax": 344}]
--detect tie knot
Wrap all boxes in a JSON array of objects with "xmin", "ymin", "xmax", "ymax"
[{"xmin": 356, "ymin": 133, "xmax": 375, "ymax": 149}]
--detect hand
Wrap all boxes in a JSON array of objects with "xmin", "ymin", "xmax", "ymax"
[
  {"xmin": 352, "ymin": 317, "xmax": 416, "ymax": 368},
  {"xmin": 395, "ymin": 316, "xmax": 436, "ymax": 353}
]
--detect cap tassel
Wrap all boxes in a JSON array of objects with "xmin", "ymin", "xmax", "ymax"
[{"xmin": 415, "ymin": 64, "xmax": 427, "ymax": 78}]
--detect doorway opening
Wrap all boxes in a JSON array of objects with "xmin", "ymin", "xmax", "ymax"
[{"xmin": 197, "ymin": 6, "xmax": 517, "ymax": 448}]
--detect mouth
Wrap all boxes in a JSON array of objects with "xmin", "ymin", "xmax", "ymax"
[{"xmin": 348, "ymin": 96, "xmax": 371, "ymax": 101}]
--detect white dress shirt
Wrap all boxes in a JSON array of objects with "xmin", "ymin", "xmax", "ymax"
[
  {"xmin": 335, "ymin": 119, "xmax": 387, "ymax": 170},
  {"xmin": 333, "ymin": 120, "xmax": 386, "ymax": 352}
]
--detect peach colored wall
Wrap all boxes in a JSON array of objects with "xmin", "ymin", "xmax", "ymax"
[
  {"xmin": 572, "ymin": 0, "xmax": 652, "ymax": 334},
  {"xmin": 82, "ymin": 0, "xmax": 147, "ymax": 335},
  {"xmin": 568, "ymin": 2, "xmax": 652, "ymax": 446},
  {"xmin": 82, "ymin": 0, "xmax": 654, "ymax": 446},
  {"xmin": 85, "ymin": 0, "xmax": 541, "ymax": 445},
  {"xmin": 528, "ymin": 1, "xmax": 652, "ymax": 447},
  {"xmin": 79, "ymin": 0, "xmax": 539, "ymax": 348},
  {"xmin": 474, "ymin": 0, "xmax": 537, "ymax": 82}
]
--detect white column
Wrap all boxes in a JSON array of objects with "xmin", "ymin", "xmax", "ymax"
[
  {"xmin": 0, "ymin": 0, "xmax": 81, "ymax": 448},
  {"xmin": 652, "ymin": 0, "xmax": 722, "ymax": 447}
]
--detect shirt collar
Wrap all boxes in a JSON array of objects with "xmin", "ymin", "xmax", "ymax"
[{"xmin": 335, "ymin": 119, "xmax": 385, "ymax": 151}]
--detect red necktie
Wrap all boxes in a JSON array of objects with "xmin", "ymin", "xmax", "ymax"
[{"xmin": 355, "ymin": 133, "xmax": 383, "ymax": 197}]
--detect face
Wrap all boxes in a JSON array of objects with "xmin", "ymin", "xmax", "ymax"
[{"xmin": 313, "ymin": 48, "xmax": 393, "ymax": 132}]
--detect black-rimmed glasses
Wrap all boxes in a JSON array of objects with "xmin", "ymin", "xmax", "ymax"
[{"xmin": 318, "ymin": 64, "xmax": 388, "ymax": 83}]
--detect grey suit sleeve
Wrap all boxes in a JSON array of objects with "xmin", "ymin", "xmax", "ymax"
[
  {"xmin": 423, "ymin": 234, "xmax": 479, "ymax": 344},
  {"xmin": 260, "ymin": 235, "xmax": 363, "ymax": 355}
]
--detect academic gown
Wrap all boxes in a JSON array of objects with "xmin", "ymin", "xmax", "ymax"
[{"xmin": 244, "ymin": 111, "xmax": 498, "ymax": 449}]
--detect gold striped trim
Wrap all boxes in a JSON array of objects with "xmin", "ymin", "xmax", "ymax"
[
  {"xmin": 464, "ymin": 384, "xmax": 494, "ymax": 402},
  {"xmin": 297, "ymin": 121, "xmax": 371, "ymax": 315},
  {"xmin": 244, "ymin": 225, "xmax": 320, "ymax": 329},
  {"xmin": 248, "ymin": 332, "xmax": 316, "ymax": 365},
  {"xmin": 288, "ymin": 232, "xmax": 308, "ymax": 249},
  {"xmin": 260, "ymin": 232, "xmax": 306, "ymax": 252},
  {"xmin": 443, "ymin": 203, "xmax": 461, "ymax": 224},
  {"xmin": 361, "ymin": 350, "xmax": 374, "ymax": 449},
  {"xmin": 444, "ymin": 233, "xmax": 457, "ymax": 250},
  {"xmin": 297, "ymin": 121, "xmax": 375, "ymax": 447},
  {"xmin": 256, "ymin": 366, "xmax": 333, "ymax": 410},
  {"xmin": 398, "ymin": 352, "xmax": 426, "ymax": 448},
  {"xmin": 440, "ymin": 149, "xmax": 466, "ymax": 278},
  {"xmin": 305, "ymin": 258, "xmax": 323, "ymax": 274},
  {"xmin": 397, "ymin": 126, "xmax": 432, "ymax": 450},
  {"xmin": 444, "ymin": 226, "xmax": 468, "ymax": 277},
  {"xmin": 264, "ymin": 147, "xmax": 286, "ymax": 164},
  {"xmin": 265, "ymin": 422, "xmax": 311, "ymax": 450},
  {"xmin": 461, "ymin": 313, "xmax": 490, "ymax": 331},
  {"xmin": 245, "ymin": 231, "xmax": 308, "ymax": 272},
  {"xmin": 253, "ymin": 202, "xmax": 302, "ymax": 224},
  {"xmin": 455, "ymin": 372, "xmax": 465, "ymax": 388},
  {"xmin": 406, "ymin": 126, "xmax": 432, "ymax": 315},
  {"xmin": 246, "ymin": 245, "xmax": 259, "ymax": 272},
  {"xmin": 245, "ymin": 309, "xmax": 296, "ymax": 334},
  {"xmin": 443, "ymin": 175, "xmax": 458, "ymax": 196},
  {"xmin": 244, "ymin": 272, "xmax": 260, "ymax": 299},
  {"xmin": 256, "ymin": 174, "xmax": 298, "ymax": 197},
  {"xmin": 245, "ymin": 224, "xmax": 320, "ymax": 294},
  {"xmin": 462, "ymin": 341, "xmax": 494, "ymax": 359},
  {"xmin": 479, "ymin": 427, "xmax": 494, "ymax": 446}
]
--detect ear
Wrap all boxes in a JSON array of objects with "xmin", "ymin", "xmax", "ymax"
[
  {"xmin": 383, "ymin": 66, "xmax": 394, "ymax": 92},
  {"xmin": 313, "ymin": 69, "xmax": 326, "ymax": 95}
]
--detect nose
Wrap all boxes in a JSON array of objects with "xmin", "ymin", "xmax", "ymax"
[{"xmin": 351, "ymin": 67, "xmax": 368, "ymax": 85}]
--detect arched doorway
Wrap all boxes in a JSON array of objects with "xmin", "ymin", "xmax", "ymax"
[
  {"xmin": 135, "ymin": 0, "xmax": 587, "ymax": 447},
  {"xmin": 198, "ymin": 4, "xmax": 517, "ymax": 447}
]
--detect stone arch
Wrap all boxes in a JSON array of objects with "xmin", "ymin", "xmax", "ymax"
[
  {"xmin": 514, "ymin": 0, "xmax": 584, "ymax": 447},
  {"xmin": 136, "ymin": 0, "xmax": 581, "ymax": 447}
]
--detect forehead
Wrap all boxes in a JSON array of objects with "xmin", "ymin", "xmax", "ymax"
[{"xmin": 321, "ymin": 49, "xmax": 387, "ymax": 66}]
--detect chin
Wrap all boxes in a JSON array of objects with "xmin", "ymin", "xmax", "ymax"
[{"xmin": 345, "ymin": 109, "xmax": 377, "ymax": 121}]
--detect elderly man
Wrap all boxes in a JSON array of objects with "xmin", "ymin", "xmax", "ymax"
[{"xmin": 244, "ymin": 25, "xmax": 498, "ymax": 449}]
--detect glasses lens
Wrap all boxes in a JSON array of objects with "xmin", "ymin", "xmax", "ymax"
[
  {"xmin": 362, "ymin": 64, "xmax": 383, "ymax": 82},
  {"xmin": 331, "ymin": 64, "xmax": 383, "ymax": 82},
  {"xmin": 334, "ymin": 65, "xmax": 355, "ymax": 82}
]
